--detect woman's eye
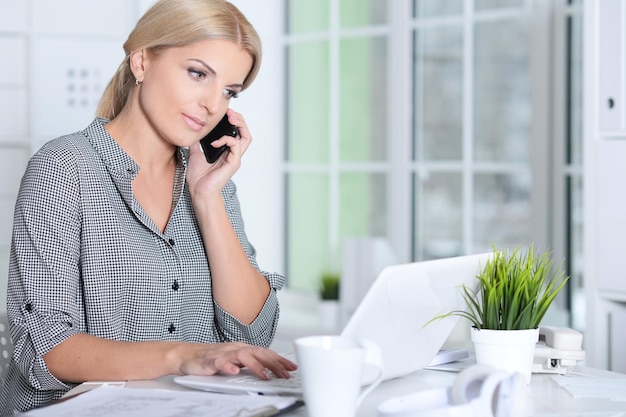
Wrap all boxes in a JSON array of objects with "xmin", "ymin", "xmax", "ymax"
[
  {"xmin": 224, "ymin": 89, "xmax": 239, "ymax": 99},
  {"xmin": 189, "ymin": 68, "xmax": 207, "ymax": 80}
]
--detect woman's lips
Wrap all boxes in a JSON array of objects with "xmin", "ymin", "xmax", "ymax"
[{"xmin": 182, "ymin": 114, "xmax": 206, "ymax": 132}]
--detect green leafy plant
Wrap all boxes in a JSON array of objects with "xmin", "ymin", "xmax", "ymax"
[
  {"xmin": 429, "ymin": 245, "xmax": 569, "ymax": 330},
  {"xmin": 319, "ymin": 272, "xmax": 340, "ymax": 301}
]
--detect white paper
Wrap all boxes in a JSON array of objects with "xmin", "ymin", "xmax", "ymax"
[
  {"xmin": 23, "ymin": 385, "xmax": 300, "ymax": 417},
  {"xmin": 551, "ymin": 374, "xmax": 626, "ymax": 401}
]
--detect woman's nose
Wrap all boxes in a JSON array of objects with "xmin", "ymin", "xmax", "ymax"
[{"xmin": 201, "ymin": 87, "xmax": 222, "ymax": 114}]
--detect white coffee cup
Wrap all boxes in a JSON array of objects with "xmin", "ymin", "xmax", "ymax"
[{"xmin": 294, "ymin": 335, "xmax": 384, "ymax": 417}]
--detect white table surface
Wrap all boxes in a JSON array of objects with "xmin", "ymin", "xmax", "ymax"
[
  {"xmin": 63, "ymin": 293, "xmax": 624, "ymax": 416},
  {"xmin": 65, "ymin": 365, "xmax": 626, "ymax": 417}
]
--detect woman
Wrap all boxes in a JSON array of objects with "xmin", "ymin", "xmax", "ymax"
[{"xmin": 0, "ymin": 0, "xmax": 296, "ymax": 413}]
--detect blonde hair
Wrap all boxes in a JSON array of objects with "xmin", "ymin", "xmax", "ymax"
[{"xmin": 96, "ymin": 0, "xmax": 262, "ymax": 120}]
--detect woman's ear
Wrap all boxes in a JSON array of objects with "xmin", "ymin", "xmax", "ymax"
[{"xmin": 129, "ymin": 49, "xmax": 146, "ymax": 83}]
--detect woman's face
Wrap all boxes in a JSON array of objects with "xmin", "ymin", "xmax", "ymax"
[{"xmin": 134, "ymin": 39, "xmax": 253, "ymax": 147}]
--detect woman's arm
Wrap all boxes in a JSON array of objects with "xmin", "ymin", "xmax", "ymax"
[
  {"xmin": 186, "ymin": 110, "xmax": 277, "ymax": 325},
  {"xmin": 43, "ymin": 333, "xmax": 296, "ymax": 383},
  {"xmin": 192, "ymin": 188, "xmax": 271, "ymax": 324}
]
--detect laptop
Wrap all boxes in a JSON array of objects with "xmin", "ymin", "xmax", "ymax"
[{"xmin": 174, "ymin": 252, "xmax": 493, "ymax": 395}]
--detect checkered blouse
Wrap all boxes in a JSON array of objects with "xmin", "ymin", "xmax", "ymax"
[{"xmin": 0, "ymin": 119, "xmax": 284, "ymax": 413}]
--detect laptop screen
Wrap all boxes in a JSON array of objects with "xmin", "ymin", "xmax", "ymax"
[{"xmin": 341, "ymin": 252, "xmax": 493, "ymax": 382}]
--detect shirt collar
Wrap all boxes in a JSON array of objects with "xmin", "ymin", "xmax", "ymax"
[{"xmin": 83, "ymin": 118, "xmax": 188, "ymax": 180}]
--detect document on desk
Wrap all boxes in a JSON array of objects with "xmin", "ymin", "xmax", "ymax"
[
  {"xmin": 551, "ymin": 374, "xmax": 626, "ymax": 401},
  {"xmin": 22, "ymin": 385, "xmax": 303, "ymax": 417}
]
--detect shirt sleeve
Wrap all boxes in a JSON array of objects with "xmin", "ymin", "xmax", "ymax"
[
  {"xmin": 212, "ymin": 180, "xmax": 285, "ymax": 347},
  {"xmin": 7, "ymin": 147, "xmax": 83, "ymax": 391}
]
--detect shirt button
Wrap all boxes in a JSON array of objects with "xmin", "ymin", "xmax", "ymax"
[
  {"xmin": 168, "ymin": 323, "xmax": 176, "ymax": 333},
  {"xmin": 25, "ymin": 303, "xmax": 32, "ymax": 312},
  {"xmin": 172, "ymin": 280, "xmax": 179, "ymax": 291},
  {"xmin": 168, "ymin": 238, "xmax": 175, "ymax": 246}
]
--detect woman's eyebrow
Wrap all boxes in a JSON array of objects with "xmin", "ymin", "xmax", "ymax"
[
  {"xmin": 189, "ymin": 58, "xmax": 216, "ymax": 75},
  {"xmin": 188, "ymin": 58, "xmax": 244, "ymax": 89}
]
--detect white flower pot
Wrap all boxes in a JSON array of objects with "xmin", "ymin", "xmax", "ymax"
[
  {"xmin": 318, "ymin": 300, "xmax": 340, "ymax": 332},
  {"xmin": 471, "ymin": 327, "xmax": 539, "ymax": 384}
]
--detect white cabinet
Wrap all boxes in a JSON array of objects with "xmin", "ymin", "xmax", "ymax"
[
  {"xmin": 584, "ymin": 0, "xmax": 626, "ymax": 370},
  {"xmin": 598, "ymin": 0, "xmax": 625, "ymax": 131},
  {"xmin": 595, "ymin": 141, "xmax": 626, "ymax": 293}
]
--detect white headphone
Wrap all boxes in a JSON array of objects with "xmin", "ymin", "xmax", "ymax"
[{"xmin": 377, "ymin": 365, "xmax": 527, "ymax": 417}]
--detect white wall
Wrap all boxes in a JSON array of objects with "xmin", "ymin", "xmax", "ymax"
[
  {"xmin": 228, "ymin": 0, "xmax": 285, "ymax": 276},
  {"xmin": 0, "ymin": 0, "xmax": 284, "ymax": 312}
]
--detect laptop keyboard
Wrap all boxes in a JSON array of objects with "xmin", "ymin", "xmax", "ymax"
[{"xmin": 228, "ymin": 370, "xmax": 302, "ymax": 390}]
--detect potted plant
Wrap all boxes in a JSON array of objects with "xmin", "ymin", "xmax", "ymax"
[
  {"xmin": 320, "ymin": 272, "xmax": 340, "ymax": 301},
  {"xmin": 430, "ymin": 244, "xmax": 569, "ymax": 382},
  {"xmin": 318, "ymin": 272, "xmax": 340, "ymax": 331}
]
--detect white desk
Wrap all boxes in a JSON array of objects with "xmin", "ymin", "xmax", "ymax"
[
  {"xmin": 66, "ymin": 366, "xmax": 626, "ymax": 416},
  {"xmin": 62, "ymin": 293, "xmax": 626, "ymax": 416}
]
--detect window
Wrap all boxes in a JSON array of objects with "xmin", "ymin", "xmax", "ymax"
[
  {"xmin": 412, "ymin": 0, "xmax": 537, "ymax": 261},
  {"xmin": 284, "ymin": 0, "xmax": 582, "ymax": 330},
  {"xmin": 285, "ymin": 0, "xmax": 390, "ymax": 290}
]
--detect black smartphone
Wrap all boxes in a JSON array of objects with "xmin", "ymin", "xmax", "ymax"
[{"xmin": 200, "ymin": 114, "xmax": 239, "ymax": 163}]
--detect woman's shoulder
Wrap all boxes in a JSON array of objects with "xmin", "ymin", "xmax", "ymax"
[
  {"xmin": 31, "ymin": 119, "xmax": 104, "ymax": 166},
  {"xmin": 38, "ymin": 121, "xmax": 100, "ymax": 153}
]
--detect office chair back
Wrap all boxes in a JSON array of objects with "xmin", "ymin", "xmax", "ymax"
[{"xmin": 0, "ymin": 312, "xmax": 13, "ymax": 385}]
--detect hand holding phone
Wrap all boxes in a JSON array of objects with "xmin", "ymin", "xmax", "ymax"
[{"xmin": 200, "ymin": 114, "xmax": 239, "ymax": 163}]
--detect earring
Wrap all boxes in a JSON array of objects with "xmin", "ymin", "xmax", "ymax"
[{"xmin": 135, "ymin": 78, "xmax": 140, "ymax": 86}]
